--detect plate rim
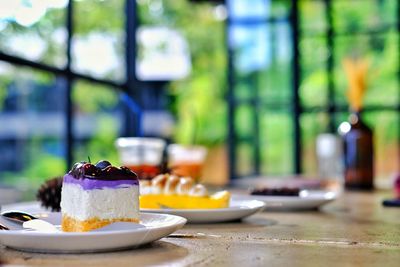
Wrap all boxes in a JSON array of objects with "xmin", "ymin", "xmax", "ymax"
[
  {"xmin": 140, "ymin": 199, "xmax": 266, "ymax": 214},
  {"xmin": 229, "ymin": 190, "xmax": 338, "ymax": 211},
  {"xmin": 0, "ymin": 212, "xmax": 187, "ymax": 237},
  {"xmin": 231, "ymin": 190, "xmax": 337, "ymax": 201}
]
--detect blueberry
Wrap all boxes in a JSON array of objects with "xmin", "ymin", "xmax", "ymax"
[
  {"xmin": 103, "ymin": 166, "xmax": 119, "ymax": 176},
  {"xmin": 71, "ymin": 162, "xmax": 81, "ymax": 171},
  {"xmin": 120, "ymin": 166, "xmax": 131, "ymax": 172},
  {"xmin": 83, "ymin": 163, "xmax": 100, "ymax": 177},
  {"xmin": 70, "ymin": 162, "xmax": 85, "ymax": 175},
  {"xmin": 95, "ymin": 160, "xmax": 112, "ymax": 170},
  {"xmin": 120, "ymin": 166, "xmax": 136, "ymax": 175}
]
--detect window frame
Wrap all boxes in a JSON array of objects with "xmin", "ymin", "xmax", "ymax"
[
  {"xmin": 0, "ymin": 0, "xmax": 141, "ymax": 170},
  {"xmin": 226, "ymin": 0, "xmax": 400, "ymax": 179}
]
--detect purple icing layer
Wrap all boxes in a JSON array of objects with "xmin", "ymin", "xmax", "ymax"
[{"xmin": 63, "ymin": 174, "xmax": 138, "ymax": 190}]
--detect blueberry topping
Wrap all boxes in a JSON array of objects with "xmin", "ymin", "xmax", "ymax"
[
  {"xmin": 82, "ymin": 163, "xmax": 100, "ymax": 177},
  {"xmin": 68, "ymin": 161, "xmax": 137, "ymax": 181},
  {"xmin": 103, "ymin": 165, "xmax": 119, "ymax": 175},
  {"xmin": 250, "ymin": 187, "xmax": 300, "ymax": 196},
  {"xmin": 95, "ymin": 160, "xmax": 112, "ymax": 170},
  {"xmin": 120, "ymin": 166, "xmax": 135, "ymax": 175}
]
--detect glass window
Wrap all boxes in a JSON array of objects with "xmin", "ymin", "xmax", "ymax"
[
  {"xmin": 0, "ymin": 62, "xmax": 66, "ymax": 189},
  {"xmin": 228, "ymin": 0, "xmax": 270, "ymax": 20},
  {"xmin": 260, "ymin": 111, "xmax": 293, "ymax": 175},
  {"xmin": 72, "ymin": 80, "xmax": 123, "ymax": 165},
  {"xmin": 334, "ymin": 32, "xmax": 399, "ymax": 106},
  {"xmin": 0, "ymin": 1, "xmax": 67, "ymax": 67},
  {"xmin": 0, "ymin": 0, "xmax": 399, "ymax": 189},
  {"xmin": 300, "ymin": 112, "xmax": 330, "ymax": 175},
  {"xmin": 300, "ymin": 36, "xmax": 329, "ymax": 108},
  {"xmin": 300, "ymin": 0, "xmax": 327, "ymax": 35},
  {"xmin": 72, "ymin": 0, "xmax": 125, "ymax": 82},
  {"xmin": 332, "ymin": 0, "xmax": 397, "ymax": 33},
  {"xmin": 228, "ymin": 0, "xmax": 399, "ymax": 182}
]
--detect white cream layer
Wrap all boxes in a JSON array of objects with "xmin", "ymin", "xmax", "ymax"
[{"xmin": 60, "ymin": 183, "xmax": 139, "ymax": 221}]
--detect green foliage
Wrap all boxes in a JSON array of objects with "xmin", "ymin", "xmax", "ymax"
[
  {"xmin": 0, "ymin": 66, "xmax": 54, "ymax": 110},
  {"xmin": 74, "ymin": 115, "xmax": 120, "ymax": 165},
  {"xmin": 260, "ymin": 112, "xmax": 293, "ymax": 174},
  {"xmin": 2, "ymin": 153, "xmax": 65, "ymax": 189},
  {"xmin": 332, "ymin": 0, "xmax": 397, "ymax": 32},
  {"xmin": 23, "ymin": 154, "xmax": 65, "ymax": 183},
  {"xmin": 0, "ymin": 7, "xmax": 65, "ymax": 66},
  {"xmin": 73, "ymin": 0, "xmax": 124, "ymax": 35},
  {"xmin": 139, "ymin": 0, "xmax": 227, "ymax": 146},
  {"xmin": 72, "ymin": 81, "xmax": 120, "ymax": 165},
  {"xmin": 0, "ymin": 71, "xmax": 11, "ymax": 110},
  {"xmin": 73, "ymin": 81, "xmax": 119, "ymax": 113},
  {"xmin": 300, "ymin": 70, "xmax": 328, "ymax": 108}
]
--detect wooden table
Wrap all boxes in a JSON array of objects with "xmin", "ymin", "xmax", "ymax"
[{"xmin": 1, "ymin": 191, "xmax": 399, "ymax": 266}]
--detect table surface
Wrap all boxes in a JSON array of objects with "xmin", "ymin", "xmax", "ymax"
[{"xmin": 1, "ymin": 190, "xmax": 399, "ymax": 266}]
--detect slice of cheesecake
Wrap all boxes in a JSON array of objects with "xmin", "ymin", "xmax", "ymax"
[{"xmin": 60, "ymin": 160, "xmax": 139, "ymax": 232}]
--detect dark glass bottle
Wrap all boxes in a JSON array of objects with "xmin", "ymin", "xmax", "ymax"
[{"xmin": 339, "ymin": 112, "xmax": 374, "ymax": 190}]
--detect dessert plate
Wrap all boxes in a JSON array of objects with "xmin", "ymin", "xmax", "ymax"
[
  {"xmin": 0, "ymin": 211, "xmax": 186, "ymax": 253},
  {"xmin": 141, "ymin": 199, "xmax": 266, "ymax": 223},
  {"xmin": 232, "ymin": 190, "xmax": 337, "ymax": 211}
]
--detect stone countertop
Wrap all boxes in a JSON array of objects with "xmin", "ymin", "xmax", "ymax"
[{"xmin": 1, "ymin": 190, "xmax": 399, "ymax": 266}]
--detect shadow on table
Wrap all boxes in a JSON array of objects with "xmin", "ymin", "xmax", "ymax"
[
  {"xmin": 184, "ymin": 217, "xmax": 279, "ymax": 229},
  {"xmin": 0, "ymin": 240, "xmax": 189, "ymax": 266}
]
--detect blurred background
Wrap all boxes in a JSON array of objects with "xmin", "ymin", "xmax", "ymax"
[{"xmin": 0, "ymin": 0, "xmax": 399, "ymax": 200}]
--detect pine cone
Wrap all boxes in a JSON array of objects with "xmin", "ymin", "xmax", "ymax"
[{"xmin": 36, "ymin": 177, "xmax": 63, "ymax": 212}]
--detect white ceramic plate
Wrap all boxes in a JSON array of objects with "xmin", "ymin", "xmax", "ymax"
[
  {"xmin": 232, "ymin": 190, "xmax": 337, "ymax": 211},
  {"xmin": 0, "ymin": 211, "xmax": 186, "ymax": 253},
  {"xmin": 141, "ymin": 199, "xmax": 266, "ymax": 223}
]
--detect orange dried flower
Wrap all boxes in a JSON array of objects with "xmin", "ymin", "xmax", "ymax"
[{"xmin": 343, "ymin": 57, "xmax": 369, "ymax": 112}]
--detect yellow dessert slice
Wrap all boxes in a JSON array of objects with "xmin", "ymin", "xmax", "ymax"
[{"xmin": 140, "ymin": 190, "xmax": 230, "ymax": 209}]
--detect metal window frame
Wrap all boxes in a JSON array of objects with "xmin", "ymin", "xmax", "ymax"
[
  {"xmin": 0, "ymin": 0, "xmax": 139, "ymax": 170},
  {"xmin": 226, "ymin": 0, "xmax": 400, "ymax": 179},
  {"xmin": 1, "ymin": 0, "xmax": 399, "ymax": 178}
]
